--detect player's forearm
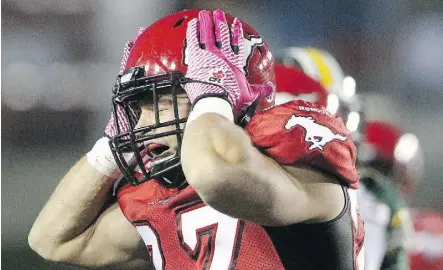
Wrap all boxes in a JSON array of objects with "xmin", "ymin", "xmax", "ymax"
[
  {"xmin": 182, "ymin": 113, "xmax": 296, "ymax": 225},
  {"xmin": 29, "ymin": 156, "xmax": 114, "ymax": 258}
]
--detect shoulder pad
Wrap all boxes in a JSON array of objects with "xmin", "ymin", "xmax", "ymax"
[{"xmin": 246, "ymin": 100, "xmax": 359, "ymax": 188}]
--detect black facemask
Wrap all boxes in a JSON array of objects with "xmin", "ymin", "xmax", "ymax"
[{"xmin": 109, "ymin": 66, "xmax": 188, "ymax": 188}]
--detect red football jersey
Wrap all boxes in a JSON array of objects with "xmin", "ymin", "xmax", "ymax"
[
  {"xmin": 117, "ymin": 100, "xmax": 363, "ymax": 269},
  {"xmin": 246, "ymin": 100, "xmax": 359, "ymax": 189},
  {"xmin": 117, "ymin": 181, "xmax": 284, "ymax": 269}
]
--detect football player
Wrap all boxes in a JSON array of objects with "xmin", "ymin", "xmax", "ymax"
[
  {"xmin": 29, "ymin": 10, "xmax": 364, "ymax": 269},
  {"xmin": 359, "ymin": 121, "xmax": 442, "ymax": 270},
  {"xmin": 360, "ymin": 121, "xmax": 426, "ymax": 270},
  {"xmin": 277, "ymin": 48, "xmax": 413, "ymax": 270}
]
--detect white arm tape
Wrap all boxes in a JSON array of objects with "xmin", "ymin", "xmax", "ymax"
[
  {"xmin": 87, "ymin": 137, "xmax": 132, "ymax": 179},
  {"xmin": 187, "ymin": 97, "xmax": 234, "ymax": 124}
]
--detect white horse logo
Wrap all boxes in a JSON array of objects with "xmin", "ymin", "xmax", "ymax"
[{"xmin": 285, "ymin": 114, "xmax": 347, "ymax": 150}]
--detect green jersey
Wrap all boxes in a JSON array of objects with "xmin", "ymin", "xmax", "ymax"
[{"xmin": 358, "ymin": 167, "xmax": 413, "ymax": 270}]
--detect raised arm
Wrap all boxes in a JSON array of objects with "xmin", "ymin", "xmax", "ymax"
[
  {"xmin": 178, "ymin": 10, "xmax": 357, "ymax": 226},
  {"xmin": 181, "ymin": 107, "xmax": 346, "ymax": 226},
  {"xmin": 28, "ymin": 143, "xmax": 151, "ymax": 269}
]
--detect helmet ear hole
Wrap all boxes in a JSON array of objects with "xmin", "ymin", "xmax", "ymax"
[{"xmin": 173, "ymin": 17, "xmax": 185, "ymax": 28}]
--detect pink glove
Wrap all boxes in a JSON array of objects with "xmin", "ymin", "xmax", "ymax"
[
  {"xmin": 182, "ymin": 9, "xmax": 271, "ymax": 115},
  {"xmin": 105, "ymin": 27, "xmax": 146, "ymax": 137},
  {"xmin": 104, "ymin": 104, "xmax": 131, "ymax": 137}
]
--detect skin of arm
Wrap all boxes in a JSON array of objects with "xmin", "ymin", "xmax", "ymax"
[
  {"xmin": 28, "ymin": 156, "xmax": 151, "ymax": 269},
  {"xmin": 181, "ymin": 113, "xmax": 345, "ymax": 226}
]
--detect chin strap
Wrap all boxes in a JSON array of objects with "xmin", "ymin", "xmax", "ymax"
[{"xmin": 238, "ymin": 98, "xmax": 259, "ymax": 128}]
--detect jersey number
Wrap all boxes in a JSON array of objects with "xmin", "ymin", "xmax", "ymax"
[{"xmin": 136, "ymin": 205, "xmax": 242, "ymax": 269}]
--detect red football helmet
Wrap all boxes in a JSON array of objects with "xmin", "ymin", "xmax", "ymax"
[
  {"xmin": 358, "ymin": 121, "xmax": 424, "ymax": 196},
  {"xmin": 274, "ymin": 63, "xmax": 328, "ymax": 107},
  {"xmin": 408, "ymin": 208, "xmax": 443, "ymax": 270},
  {"xmin": 109, "ymin": 9, "xmax": 276, "ymax": 187}
]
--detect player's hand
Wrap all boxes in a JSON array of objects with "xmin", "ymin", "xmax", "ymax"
[
  {"xmin": 86, "ymin": 103, "xmax": 134, "ymax": 180},
  {"xmin": 181, "ymin": 9, "xmax": 272, "ymax": 116}
]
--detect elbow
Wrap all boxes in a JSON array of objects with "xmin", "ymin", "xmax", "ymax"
[
  {"xmin": 28, "ymin": 230, "xmax": 60, "ymax": 263},
  {"xmin": 183, "ymin": 156, "xmax": 226, "ymax": 204},
  {"xmin": 28, "ymin": 227, "xmax": 76, "ymax": 265}
]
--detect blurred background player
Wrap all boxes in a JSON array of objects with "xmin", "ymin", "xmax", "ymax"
[
  {"xmin": 358, "ymin": 121, "xmax": 417, "ymax": 270},
  {"xmin": 359, "ymin": 121, "xmax": 443, "ymax": 270},
  {"xmin": 358, "ymin": 121, "xmax": 424, "ymax": 200},
  {"xmin": 359, "ymin": 121, "xmax": 440, "ymax": 270},
  {"xmin": 276, "ymin": 47, "xmax": 413, "ymax": 270}
]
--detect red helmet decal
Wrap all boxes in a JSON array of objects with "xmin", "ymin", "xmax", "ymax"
[{"xmin": 243, "ymin": 35, "xmax": 264, "ymax": 74}]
